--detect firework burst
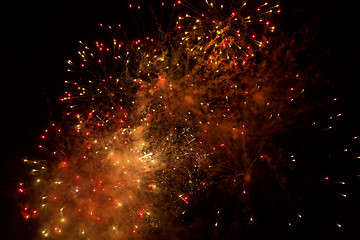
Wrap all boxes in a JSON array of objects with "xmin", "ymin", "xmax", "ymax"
[{"xmin": 17, "ymin": 1, "xmax": 358, "ymax": 239}]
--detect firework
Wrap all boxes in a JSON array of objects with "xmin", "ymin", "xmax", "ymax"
[{"xmin": 18, "ymin": 1, "xmax": 356, "ymax": 239}]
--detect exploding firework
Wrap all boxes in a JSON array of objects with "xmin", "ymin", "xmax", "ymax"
[{"xmin": 17, "ymin": 0, "xmax": 358, "ymax": 239}]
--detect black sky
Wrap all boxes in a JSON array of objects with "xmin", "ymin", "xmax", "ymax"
[{"xmin": 1, "ymin": 0, "xmax": 359, "ymax": 239}]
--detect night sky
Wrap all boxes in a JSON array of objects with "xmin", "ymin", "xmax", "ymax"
[{"xmin": 1, "ymin": 0, "xmax": 359, "ymax": 239}]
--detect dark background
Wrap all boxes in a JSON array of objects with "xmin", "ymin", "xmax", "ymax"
[{"xmin": 1, "ymin": 0, "xmax": 359, "ymax": 239}]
